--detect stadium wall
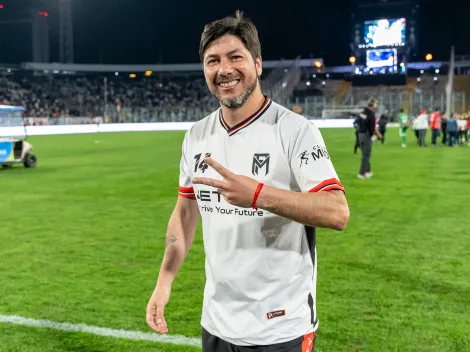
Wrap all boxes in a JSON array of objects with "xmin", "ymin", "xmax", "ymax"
[{"xmin": 0, "ymin": 120, "xmax": 399, "ymax": 137}]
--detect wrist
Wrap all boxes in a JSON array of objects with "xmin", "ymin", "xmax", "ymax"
[{"xmin": 254, "ymin": 184, "xmax": 276, "ymax": 211}]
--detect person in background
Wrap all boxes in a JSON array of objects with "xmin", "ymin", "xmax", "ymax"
[
  {"xmin": 353, "ymin": 114, "xmax": 361, "ymax": 154},
  {"xmin": 397, "ymin": 108, "xmax": 409, "ymax": 148},
  {"xmin": 446, "ymin": 113, "xmax": 458, "ymax": 147},
  {"xmin": 357, "ymin": 99, "xmax": 382, "ymax": 179},
  {"xmin": 378, "ymin": 113, "xmax": 388, "ymax": 145},
  {"xmin": 441, "ymin": 112, "xmax": 448, "ymax": 145},
  {"xmin": 457, "ymin": 113, "xmax": 467, "ymax": 144},
  {"xmin": 429, "ymin": 108, "xmax": 441, "ymax": 146},
  {"xmin": 414, "ymin": 109, "xmax": 429, "ymax": 147},
  {"xmin": 467, "ymin": 112, "xmax": 470, "ymax": 146}
]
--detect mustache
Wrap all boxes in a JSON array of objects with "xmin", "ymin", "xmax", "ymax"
[{"xmin": 214, "ymin": 76, "xmax": 242, "ymax": 84}]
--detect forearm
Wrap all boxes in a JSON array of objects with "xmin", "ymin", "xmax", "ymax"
[
  {"xmin": 257, "ymin": 186, "xmax": 349, "ymax": 231},
  {"xmin": 156, "ymin": 206, "xmax": 198, "ymax": 287}
]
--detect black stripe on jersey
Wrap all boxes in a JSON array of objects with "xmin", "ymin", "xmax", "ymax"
[
  {"xmin": 305, "ymin": 225, "xmax": 316, "ymax": 268},
  {"xmin": 218, "ymin": 97, "xmax": 272, "ymax": 136},
  {"xmin": 306, "ymin": 225, "xmax": 318, "ymax": 327}
]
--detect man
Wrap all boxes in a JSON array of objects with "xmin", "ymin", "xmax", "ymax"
[
  {"xmin": 429, "ymin": 108, "xmax": 441, "ymax": 146},
  {"xmin": 146, "ymin": 11, "xmax": 350, "ymax": 352},
  {"xmin": 414, "ymin": 109, "xmax": 429, "ymax": 147},
  {"xmin": 353, "ymin": 114, "xmax": 361, "ymax": 154},
  {"xmin": 357, "ymin": 99, "xmax": 381, "ymax": 179},
  {"xmin": 396, "ymin": 108, "xmax": 409, "ymax": 148},
  {"xmin": 378, "ymin": 113, "xmax": 388, "ymax": 145},
  {"xmin": 447, "ymin": 113, "xmax": 458, "ymax": 147},
  {"xmin": 441, "ymin": 112, "xmax": 448, "ymax": 145}
]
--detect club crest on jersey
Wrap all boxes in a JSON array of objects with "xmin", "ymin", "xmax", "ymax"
[
  {"xmin": 298, "ymin": 145, "xmax": 330, "ymax": 168},
  {"xmin": 194, "ymin": 153, "xmax": 211, "ymax": 173},
  {"xmin": 252, "ymin": 153, "xmax": 270, "ymax": 176}
]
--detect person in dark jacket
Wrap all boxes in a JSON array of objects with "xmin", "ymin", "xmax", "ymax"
[
  {"xmin": 358, "ymin": 99, "xmax": 382, "ymax": 179},
  {"xmin": 447, "ymin": 113, "xmax": 458, "ymax": 147},
  {"xmin": 353, "ymin": 114, "xmax": 361, "ymax": 154},
  {"xmin": 441, "ymin": 113, "xmax": 448, "ymax": 145},
  {"xmin": 378, "ymin": 113, "xmax": 388, "ymax": 145}
]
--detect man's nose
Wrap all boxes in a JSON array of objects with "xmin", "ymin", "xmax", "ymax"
[{"xmin": 218, "ymin": 58, "xmax": 234, "ymax": 76}]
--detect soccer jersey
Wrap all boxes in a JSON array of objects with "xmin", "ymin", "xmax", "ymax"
[
  {"xmin": 178, "ymin": 97, "xmax": 345, "ymax": 346},
  {"xmin": 397, "ymin": 113, "xmax": 409, "ymax": 127}
]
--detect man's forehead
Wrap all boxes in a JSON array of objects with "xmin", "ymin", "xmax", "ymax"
[{"xmin": 204, "ymin": 35, "xmax": 247, "ymax": 57}]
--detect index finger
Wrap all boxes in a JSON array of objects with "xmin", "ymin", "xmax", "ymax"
[{"xmin": 205, "ymin": 157, "xmax": 233, "ymax": 178}]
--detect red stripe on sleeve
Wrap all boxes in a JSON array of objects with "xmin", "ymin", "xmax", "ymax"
[
  {"xmin": 308, "ymin": 178, "xmax": 345, "ymax": 193},
  {"xmin": 178, "ymin": 193, "xmax": 196, "ymax": 199},
  {"xmin": 178, "ymin": 186, "xmax": 194, "ymax": 193}
]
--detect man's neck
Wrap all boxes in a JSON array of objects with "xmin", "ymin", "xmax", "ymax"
[{"xmin": 220, "ymin": 89, "xmax": 266, "ymax": 128}]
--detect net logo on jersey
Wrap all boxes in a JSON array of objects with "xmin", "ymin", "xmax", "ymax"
[
  {"xmin": 252, "ymin": 153, "xmax": 270, "ymax": 176},
  {"xmin": 298, "ymin": 145, "xmax": 330, "ymax": 168},
  {"xmin": 194, "ymin": 152, "xmax": 211, "ymax": 173}
]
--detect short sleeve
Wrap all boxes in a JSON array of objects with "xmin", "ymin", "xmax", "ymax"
[
  {"xmin": 289, "ymin": 121, "xmax": 345, "ymax": 194},
  {"xmin": 178, "ymin": 131, "xmax": 195, "ymax": 199}
]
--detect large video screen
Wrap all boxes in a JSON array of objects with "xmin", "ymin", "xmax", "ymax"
[
  {"xmin": 364, "ymin": 18, "xmax": 406, "ymax": 47},
  {"xmin": 366, "ymin": 49, "xmax": 397, "ymax": 74}
]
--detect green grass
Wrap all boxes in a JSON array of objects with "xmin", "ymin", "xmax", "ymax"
[{"xmin": 0, "ymin": 129, "xmax": 469, "ymax": 352}]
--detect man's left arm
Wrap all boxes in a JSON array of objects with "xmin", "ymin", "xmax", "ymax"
[{"xmin": 257, "ymin": 187, "xmax": 349, "ymax": 231}]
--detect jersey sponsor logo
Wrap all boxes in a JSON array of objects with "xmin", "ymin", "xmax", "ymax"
[
  {"xmin": 298, "ymin": 145, "xmax": 330, "ymax": 168},
  {"xmin": 266, "ymin": 309, "xmax": 286, "ymax": 320},
  {"xmin": 194, "ymin": 152, "xmax": 211, "ymax": 173},
  {"xmin": 252, "ymin": 153, "xmax": 270, "ymax": 176},
  {"xmin": 197, "ymin": 189, "xmax": 265, "ymax": 216}
]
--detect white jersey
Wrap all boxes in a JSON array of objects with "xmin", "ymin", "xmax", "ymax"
[{"xmin": 178, "ymin": 97, "xmax": 345, "ymax": 346}]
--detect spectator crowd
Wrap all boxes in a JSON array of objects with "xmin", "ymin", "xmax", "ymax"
[{"xmin": 0, "ymin": 73, "xmax": 218, "ymax": 120}]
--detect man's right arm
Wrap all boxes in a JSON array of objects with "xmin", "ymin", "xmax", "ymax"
[{"xmin": 156, "ymin": 197, "xmax": 200, "ymax": 288}]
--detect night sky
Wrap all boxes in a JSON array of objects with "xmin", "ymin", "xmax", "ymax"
[{"xmin": 0, "ymin": 0, "xmax": 467, "ymax": 66}]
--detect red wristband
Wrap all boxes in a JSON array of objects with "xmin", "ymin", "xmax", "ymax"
[{"xmin": 251, "ymin": 183, "xmax": 264, "ymax": 210}]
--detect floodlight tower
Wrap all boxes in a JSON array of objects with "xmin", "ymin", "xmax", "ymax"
[{"xmin": 59, "ymin": 0, "xmax": 74, "ymax": 63}]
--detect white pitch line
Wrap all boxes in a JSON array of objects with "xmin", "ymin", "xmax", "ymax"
[{"xmin": 0, "ymin": 314, "xmax": 201, "ymax": 348}]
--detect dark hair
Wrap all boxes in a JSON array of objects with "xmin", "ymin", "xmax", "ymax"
[{"xmin": 199, "ymin": 10, "xmax": 261, "ymax": 63}]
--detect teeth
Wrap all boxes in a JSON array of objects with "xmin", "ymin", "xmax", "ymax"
[{"xmin": 219, "ymin": 80, "xmax": 238, "ymax": 88}]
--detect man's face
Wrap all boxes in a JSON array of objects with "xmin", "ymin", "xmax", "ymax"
[{"xmin": 203, "ymin": 34, "xmax": 262, "ymax": 109}]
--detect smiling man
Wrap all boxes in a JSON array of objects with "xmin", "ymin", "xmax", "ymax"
[{"xmin": 146, "ymin": 11, "xmax": 350, "ymax": 352}]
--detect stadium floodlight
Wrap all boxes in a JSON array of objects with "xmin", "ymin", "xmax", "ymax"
[{"xmin": 425, "ymin": 53, "xmax": 433, "ymax": 61}]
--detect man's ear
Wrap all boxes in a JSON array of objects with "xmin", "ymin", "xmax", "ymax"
[{"xmin": 255, "ymin": 56, "xmax": 262, "ymax": 78}]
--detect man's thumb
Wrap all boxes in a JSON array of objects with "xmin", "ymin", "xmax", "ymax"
[{"xmin": 155, "ymin": 304, "xmax": 165, "ymax": 324}]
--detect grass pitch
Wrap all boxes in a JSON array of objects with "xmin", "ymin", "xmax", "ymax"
[{"xmin": 0, "ymin": 128, "xmax": 469, "ymax": 352}]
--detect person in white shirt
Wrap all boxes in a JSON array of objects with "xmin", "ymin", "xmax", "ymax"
[
  {"xmin": 414, "ymin": 110, "xmax": 429, "ymax": 147},
  {"xmin": 146, "ymin": 11, "xmax": 350, "ymax": 352}
]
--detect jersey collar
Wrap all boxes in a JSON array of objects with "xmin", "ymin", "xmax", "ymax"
[{"xmin": 219, "ymin": 97, "xmax": 272, "ymax": 136}]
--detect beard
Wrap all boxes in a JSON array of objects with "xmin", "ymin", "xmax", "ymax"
[{"xmin": 211, "ymin": 76, "xmax": 258, "ymax": 109}]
